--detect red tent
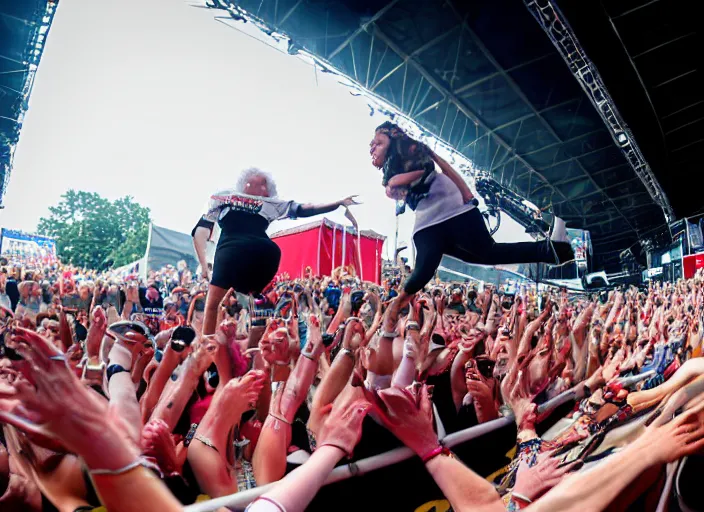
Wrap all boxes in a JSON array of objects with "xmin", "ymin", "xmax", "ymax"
[{"xmin": 270, "ymin": 219, "xmax": 386, "ymax": 283}]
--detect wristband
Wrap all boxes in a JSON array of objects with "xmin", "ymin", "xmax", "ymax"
[
  {"xmin": 89, "ymin": 457, "xmax": 158, "ymax": 476},
  {"xmin": 406, "ymin": 321, "xmax": 420, "ymax": 331},
  {"xmin": 512, "ymin": 492, "xmax": 533, "ymax": 505},
  {"xmin": 344, "ymin": 316, "xmax": 361, "ymax": 326},
  {"xmin": 337, "ymin": 348, "xmax": 355, "ymax": 361},
  {"xmin": 106, "ymin": 364, "xmax": 129, "ymax": 382},
  {"xmin": 421, "ymin": 444, "xmax": 452, "ymax": 463},
  {"xmin": 246, "ymin": 497, "xmax": 286, "ymax": 512}
]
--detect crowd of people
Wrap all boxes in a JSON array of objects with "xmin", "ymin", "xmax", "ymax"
[
  {"xmin": 1, "ymin": 122, "xmax": 703, "ymax": 511},
  {"xmin": 2, "ymin": 244, "xmax": 704, "ymax": 511}
]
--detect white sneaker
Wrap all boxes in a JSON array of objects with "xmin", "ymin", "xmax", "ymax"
[{"xmin": 550, "ymin": 216, "xmax": 568, "ymax": 243}]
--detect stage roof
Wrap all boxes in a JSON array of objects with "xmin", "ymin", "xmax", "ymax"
[
  {"xmin": 207, "ymin": 0, "xmax": 699, "ymax": 270},
  {"xmin": 0, "ymin": 0, "xmax": 57, "ymax": 207}
]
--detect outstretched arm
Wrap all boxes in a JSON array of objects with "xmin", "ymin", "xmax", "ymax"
[{"xmin": 296, "ymin": 196, "xmax": 359, "ymax": 218}]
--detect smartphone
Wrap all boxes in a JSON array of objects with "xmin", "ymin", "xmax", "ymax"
[
  {"xmin": 350, "ymin": 290, "xmax": 365, "ymax": 315},
  {"xmin": 170, "ymin": 325, "xmax": 196, "ymax": 352}
]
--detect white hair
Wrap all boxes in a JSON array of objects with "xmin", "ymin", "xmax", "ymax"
[{"xmin": 235, "ymin": 167, "xmax": 278, "ymax": 198}]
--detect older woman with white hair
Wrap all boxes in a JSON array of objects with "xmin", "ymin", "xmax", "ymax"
[{"xmin": 192, "ymin": 167, "xmax": 359, "ymax": 336}]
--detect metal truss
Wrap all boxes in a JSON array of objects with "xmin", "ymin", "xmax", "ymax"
[
  {"xmin": 524, "ymin": 0, "xmax": 675, "ymax": 223},
  {"xmin": 0, "ymin": 1, "xmax": 58, "ymax": 206}
]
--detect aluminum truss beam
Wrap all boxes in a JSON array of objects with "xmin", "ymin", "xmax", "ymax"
[
  {"xmin": 370, "ymin": 23, "xmax": 581, "ymax": 217},
  {"xmin": 524, "ymin": 0, "xmax": 675, "ymax": 224}
]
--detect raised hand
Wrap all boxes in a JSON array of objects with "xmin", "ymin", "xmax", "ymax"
[
  {"xmin": 365, "ymin": 382, "xmax": 439, "ymax": 457},
  {"xmin": 316, "ymin": 383, "xmax": 371, "ymax": 457},
  {"xmin": 217, "ymin": 370, "xmax": 266, "ymax": 417},
  {"xmin": 342, "ymin": 318, "xmax": 365, "ymax": 352},
  {"xmin": 501, "ymin": 368, "xmax": 538, "ymax": 436},
  {"xmin": 339, "ymin": 195, "xmax": 362, "ymax": 207},
  {"xmin": 259, "ymin": 319, "xmax": 293, "ymax": 367},
  {"xmin": 0, "ymin": 327, "xmax": 139, "ymax": 472},
  {"xmin": 513, "ymin": 450, "xmax": 579, "ymax": 502},
  {"xmin": 637, "ymin": 408, "xmax": 704, "ymax": 464}
]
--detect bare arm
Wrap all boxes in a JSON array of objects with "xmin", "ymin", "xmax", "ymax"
[
  {"xmin": 528, "ymin": 434, "xmax": 661, "ymax": 512},
  {"xmin": 431, "ymin": 152, "xmax": 474, "ymax": 204},
  {"xmin": 140, "ymin": 341, "xmax": 182, "ymax": 423},
  {"xmin": 451, "ymin": 348, "xmax": 474, "ymax": 411},
  {"xmin": 149, "ymin": 340, "xmax": 215, "ymax": 431},
  {"xmin": 387, "ymin": 170, "xmax": 426, "ymax": 188},
  {"xmin": 192, "ymin": 227, "xmax": 210, "ymax": 280},
  {"xmin": 426, "ymin": 455, "xmax": 504, "ymax": 512},
  {"xmin": 250, "ymin": 446, "xmax": 346, "ymax": 512},
  {"xmin": 517, "ymin": 304, "xmax": 551, "ymax": 365},
  {"xmin": 573, "ymin": 303, "xmax": 595, "ymax": 342}
]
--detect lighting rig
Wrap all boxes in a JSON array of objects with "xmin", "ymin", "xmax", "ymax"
[{"xmin": 474, "ymin": 172, "xmax": 550, "ymax": 238}]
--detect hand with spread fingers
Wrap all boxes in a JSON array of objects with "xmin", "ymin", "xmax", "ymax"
[
  {"xmin": 0, "ymin": 327, "xmax": 140, "ymax": 473},
  {"xmin": 259, "ymin": 318, "xmax": 294, "ymax": 367},
  {"xmin": 365, "ymin": 382, "xmax": 439, "ymax": 458},
  {"xmin": 512, "ymin": 450, "xmax": 581, "ymax": 503},
  {"xmin": 316, "ymin": 382, "xmax": 371, "ymax": 457}
]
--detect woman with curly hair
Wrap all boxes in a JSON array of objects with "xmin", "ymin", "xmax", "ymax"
[{"xmin": 192, "ymin": 167, "xmax": 359, "ymax": 336}]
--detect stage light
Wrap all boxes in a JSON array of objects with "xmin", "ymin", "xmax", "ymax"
[{"xmin": 616, "ymin": 132, "xmax": 628, "ymax": 145}]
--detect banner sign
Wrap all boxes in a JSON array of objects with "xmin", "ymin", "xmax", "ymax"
[
  {"xmin": 0, "ymin": 228, "xmax": 57, "ymax": 265},
  {"xmin": 566, "ymin": 228, "xmax": 591, "ymax": 266}
]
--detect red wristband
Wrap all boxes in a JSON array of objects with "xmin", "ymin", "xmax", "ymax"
[{"xmin": 421, "ymin": 444, "xmax": 451, "ymax": 463}]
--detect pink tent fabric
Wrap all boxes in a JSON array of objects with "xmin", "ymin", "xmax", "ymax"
[{"xmin": 271, "ymin": 219, "xmax": 385, "ymax": 283}]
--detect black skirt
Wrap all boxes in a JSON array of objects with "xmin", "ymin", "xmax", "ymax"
[
  {"xmin": 194, "ymin": 210, "xmax": 282, "ymax": 294},
  {"xmin": 211, "ymin": 234, "xmax": 281, "ymax": 294}
]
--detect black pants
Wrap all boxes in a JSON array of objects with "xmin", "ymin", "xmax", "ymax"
[{"xmin": 405, "ymin": 208, "xmax": 562, "ymax": 294}]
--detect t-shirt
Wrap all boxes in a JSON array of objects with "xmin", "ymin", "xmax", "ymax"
[
  {"xmin": 195, "ymin": 189, "xmax": 302, "ymax": 242},
  {"xmin": 413, "ymin": 172, "xmax": 475, "ymax": 235}
]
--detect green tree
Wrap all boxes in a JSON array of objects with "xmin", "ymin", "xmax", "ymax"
[{"xmin": 37, "ymin": 190, "xmax": 151, "ymax": 270}]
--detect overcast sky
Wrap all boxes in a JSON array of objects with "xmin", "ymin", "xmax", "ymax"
[{"xmin": 1, "ymin": 0, "xmax": 529, "ymax": 263}]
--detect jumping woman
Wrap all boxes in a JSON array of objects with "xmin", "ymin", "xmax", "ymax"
[{"xmin": 369, "ymin": 122, "xmax": 573, "ymax": 329}]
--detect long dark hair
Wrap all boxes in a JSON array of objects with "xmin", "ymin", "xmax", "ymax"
[{"xmin": 375, "ymin": 122, "xmax": 434, "ymax": 186}]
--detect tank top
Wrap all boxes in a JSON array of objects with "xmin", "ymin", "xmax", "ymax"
[{"xmin": 413, "ymin": 173, "xmax": 475, "ymax": 235}]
